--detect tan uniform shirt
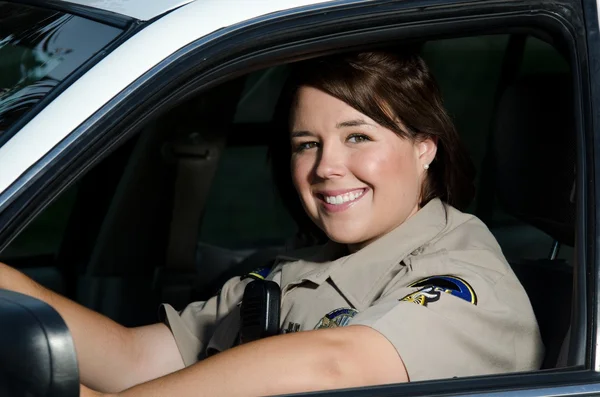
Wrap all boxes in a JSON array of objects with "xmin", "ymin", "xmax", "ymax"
[{"xmin": 161, "ymin": 198, "xmax": 544, "ymax": 381}]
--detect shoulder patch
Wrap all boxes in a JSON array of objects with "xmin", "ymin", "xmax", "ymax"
[
  {"xmin": 242, "ymin": 267, "xmax": 271, "ymax": 281},
  {"xmin": 402, "ymin": 275, "xmax": 477, "ymax": 305}
]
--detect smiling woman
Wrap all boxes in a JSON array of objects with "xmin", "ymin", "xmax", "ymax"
[
  {"xmin": 289, "ymin": 84, "xmax": 432, "ymax": 249},
  {"xmin": 271, "ymin": 52, "xmax": 477, "ymax": 248},
  {"xmin": 276, "ymin": 52, "xmax": 476, "ymax": 242},
  {"xmin": 155, "ymin": 49, "xmax": 544, "ymax": 392}
]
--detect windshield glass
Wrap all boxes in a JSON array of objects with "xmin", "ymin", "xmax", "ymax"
[{"xmin": 0, "ymin": 2, "xmax": 123, "ymax": 137}]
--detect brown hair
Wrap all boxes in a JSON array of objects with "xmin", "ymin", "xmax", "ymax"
[{"xmin": 270, "ymin": 50, "xmax": 476, "ymax": 240}]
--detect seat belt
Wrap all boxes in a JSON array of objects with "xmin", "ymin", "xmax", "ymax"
[
  {"xmin": 159, "ymin": 78, "xmax": 245, "ymax": 309},
  {"xmin": 165, "ymin": 131, "xmax": 226, "ymax": 272},
  {"xmin": 160, "ymin": 126, "xmax": 227, "ymax": 309}
]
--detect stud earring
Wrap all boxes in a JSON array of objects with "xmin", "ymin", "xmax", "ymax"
[{"xmin": 424, "ymin": 164, "xmax": 430, "ymax": 170}]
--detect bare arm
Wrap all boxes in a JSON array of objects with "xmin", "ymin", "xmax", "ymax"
[
  {"xmin": 0, "ymin": 262, "xmax": 184, "ymax": 392},
  {"xmin": 84, "ymin": 325, "xmax": 407, "ymax": 397}
]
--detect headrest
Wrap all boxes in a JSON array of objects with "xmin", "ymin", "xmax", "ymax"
[{"xmin": 494, "ymin": 74, "xmax": 575, "ymax": 246}]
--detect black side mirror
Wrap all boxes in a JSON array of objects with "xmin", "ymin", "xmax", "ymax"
[{"xmin": 0, "ymin": 289, "xmax": 79, "ymax": 397}]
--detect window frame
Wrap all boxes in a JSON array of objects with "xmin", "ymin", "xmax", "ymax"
[{"xmin": 0, "ymin": 0, "xmax": 596, "ymax": 394}]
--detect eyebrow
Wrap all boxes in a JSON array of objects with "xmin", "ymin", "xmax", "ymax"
[
  {"xmin": 336, "ymin": 119, "xmax": 375, "ymax": 129},
  {"xmin": 290, "ymin": 119, "xmax": 375, "ymax": 138}
]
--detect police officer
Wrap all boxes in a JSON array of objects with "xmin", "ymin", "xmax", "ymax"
[
  {"xmin": 165, "ymin": 197, "xmax": 543, "ymax": 382},
  {"xmin": 0, "ymin": 50, "xmax": 543, "ymax": 397}
]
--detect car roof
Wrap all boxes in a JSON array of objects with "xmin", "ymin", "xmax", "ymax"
[{"xmin": 61, "ymin": 0, "xmax": 195, "ymax": 21}]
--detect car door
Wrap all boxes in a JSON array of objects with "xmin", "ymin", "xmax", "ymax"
[{"xmin": 0, "ymin": 0, "xmax": 598, "ymax": 396}]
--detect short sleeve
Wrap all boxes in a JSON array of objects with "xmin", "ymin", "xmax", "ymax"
[
  {"xmin": 349, "ymin": 277, "xmax": 543, "ymax": 381},
  {"xmin": 159, "ymin": 275, "xmax": 250, "ymax": 366}
]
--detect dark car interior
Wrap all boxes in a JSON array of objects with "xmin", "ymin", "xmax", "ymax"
[{"xmin": 0, "ymin": 32, "xmax": 578, "ymax": 375}]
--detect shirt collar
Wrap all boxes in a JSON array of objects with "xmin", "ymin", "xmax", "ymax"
[
  {"xmin": 277, "ymin": 241, "xmax": 347, "ymax": 289},
  {"xmin": 277, "ymin": 198, "xmax": 448, "ymax": 307},
  {"xmin": 329, "ymin": 198, "xmax": 448, "ymax": 310}
]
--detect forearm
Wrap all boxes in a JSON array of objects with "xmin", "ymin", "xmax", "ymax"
[
  {"xmin": 106, "ymin": 326, "xmax": 406, "ymax": 397},
  {"xmin": 0, "ymin": 263, "xmax": 145, "ymax": 392}
]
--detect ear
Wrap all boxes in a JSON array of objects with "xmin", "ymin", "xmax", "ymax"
[{"xmin": 415, "ymin": 136, "xmax": 438, "ymax": 168}]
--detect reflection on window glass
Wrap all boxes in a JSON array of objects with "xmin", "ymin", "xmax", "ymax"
[{"xmin": 0, "ymin": 2, "xmax": 122, "ymax": 136}]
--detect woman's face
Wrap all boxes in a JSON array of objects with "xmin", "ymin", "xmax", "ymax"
[{"xmin": 290, "ymin": 86, "xmax": 437, "ymax": 251}]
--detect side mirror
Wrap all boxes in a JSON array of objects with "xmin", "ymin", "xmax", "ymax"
[{"xmin": 0, "ymin": 289, "xmax": 79, "ymax": 397}]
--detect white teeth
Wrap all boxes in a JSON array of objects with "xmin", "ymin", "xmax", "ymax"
[{"xmin": 324, "ymin": 190, "xmax": 364, "ymax": 205}]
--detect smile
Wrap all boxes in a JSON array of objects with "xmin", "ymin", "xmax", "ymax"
[
  {"xmin": 323, "ymin": 189, "xmax": 365, "ymax": 205},
  {"xmin": 316, "ymin": 188, "xmax": 368, "ymax": 212}
]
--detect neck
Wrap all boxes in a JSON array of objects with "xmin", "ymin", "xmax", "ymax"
[{"xmin": 345, "ymin": 203, "xmax": 421, "ymax": 254}]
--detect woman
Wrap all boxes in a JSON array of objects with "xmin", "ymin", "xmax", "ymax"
[{"xmin": 0, "ymin": 50, "xmax": 543, "ymax": 397}]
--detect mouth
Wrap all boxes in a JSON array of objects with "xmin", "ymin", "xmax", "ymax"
[{"xmin": 315, "ymin": 188, "xmax": 368, "ymax": 212}]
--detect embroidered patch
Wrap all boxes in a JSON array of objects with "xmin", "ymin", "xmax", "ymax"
[
  {"xmin": 314, "ymin": 308, "xmax": 358, "ymax": 329},
  {"xmin": 402, "ymin": 275, "xmax": 477, "ymax": 305},
  {"xmin": 400, "ymin": 286, "xmax": 441, "ymax": 306}
]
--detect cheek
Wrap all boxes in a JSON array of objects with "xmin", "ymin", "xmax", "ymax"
[
  {"xmin": 350, "ymin": 144, "xmax": 420, "ymax": 199},
  {"xmin": 351, "ymin": 145, "xmax": 412, "ymax": 181}
]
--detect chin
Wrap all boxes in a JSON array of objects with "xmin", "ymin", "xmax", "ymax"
[{"xmin": 323, "ymin": 227, "xmax": 370, "ymax": 246}]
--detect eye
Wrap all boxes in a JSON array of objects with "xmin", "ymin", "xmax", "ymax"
[
  {"xmin": 347, "ymin": 133, "xmax": 371, "ymax": 143},
  {"xmin": 293, "ymin": 141, "xmax": 319, "ymax": 153}
]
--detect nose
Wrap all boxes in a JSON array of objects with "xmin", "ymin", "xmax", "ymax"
[{"xmin": 313, "ymin": 143, "xmax": 346, "ymax": 180}]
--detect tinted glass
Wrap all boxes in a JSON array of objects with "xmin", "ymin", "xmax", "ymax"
[{"xmin": 0, "ymin": 2, "xmax": 122, "ymax": 136}]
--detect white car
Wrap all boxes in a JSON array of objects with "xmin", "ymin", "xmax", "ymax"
[{"xmin": 0, "ymin": 0, "xmax": 596, "ymax": 396}]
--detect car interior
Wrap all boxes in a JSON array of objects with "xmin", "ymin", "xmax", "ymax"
[{"xmin": 0, "ymin": 32, "xmax": 578, "ymax": 376}]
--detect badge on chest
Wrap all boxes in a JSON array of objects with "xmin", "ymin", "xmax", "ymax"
[{"xmin": 314, "ymin": 308, "xmax": 359, "ymax": 329}]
